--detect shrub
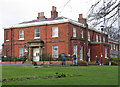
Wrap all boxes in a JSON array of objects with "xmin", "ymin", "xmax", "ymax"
[
  {"xmin": 105, "ymin": 61, "xmax": 117, "ymax": 65},
  {"xmin": 77, "ymin": 61, "xmax": 87, "ymax": 66},
  {"xmin": 89, "ymin": 61, "xmax": 96, "ymax": 65}
]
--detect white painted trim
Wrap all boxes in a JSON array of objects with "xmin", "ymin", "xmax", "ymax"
[
  {"xmin": 34, "ymin": 37, "xmax": 40, "ymax": 39},
  {"xmin": 6, "ymin": 40, "xmax": 9, "ymax": 42},
  {"xmin": 3, "ymin": 19, "xmax": 86, "ymax": 29},
  {"xmin": 19, "ymin": 38, "xmax": 24, "ymax": 40}
]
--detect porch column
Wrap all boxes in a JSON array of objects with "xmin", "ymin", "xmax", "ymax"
[
  {"xmin": 29, "ymin": 47, "xmax": 32, "ymax": 60},
  {"xmin": 39, "ymin": 46, "xmax": 41, "ymax": 61}
]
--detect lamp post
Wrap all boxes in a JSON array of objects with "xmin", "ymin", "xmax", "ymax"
[
  {"xmin": 10, "ymin": 28, "xmax": 13, "ymax": 64},
  {"xmin": 100, "ymin": 25, "xmax": 104, "ymax": 66}
]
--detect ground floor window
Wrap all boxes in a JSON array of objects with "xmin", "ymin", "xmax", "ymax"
[
  {"xmin": 73, "ymin": 45, "xmax": 77, "ymax": 57},
  {"xmin": 80, "ymin": 46, "xmax": 83, "ymax": 60},
  {"xmin": 105, "ymin": 47, "xmax": 107, "ymax": 58},
  {"xmin": 19, "ymin": 47, "xmax": 24, "ymax": 58},
  {"xmin": 52, "ymin": 45, "xmax": 58, "ymax": 58},
  {"xmin": 88, "ymin": 48, "xmax": 90, "ymax": 61}
]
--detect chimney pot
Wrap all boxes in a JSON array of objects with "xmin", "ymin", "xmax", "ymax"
[
  {"xmin": 37, "ymin": 12, "xmax": 45, "ymax": 19},
  {"xmin": 79, "ymin": 14, "xmax": 83, "ymax": 18}
]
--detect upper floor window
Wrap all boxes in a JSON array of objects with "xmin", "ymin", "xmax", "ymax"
[
  {"xmin": 19, "ymin": 30, "xmax": 24, "ymax": 40},
  {"xmin": 35, "ymin": 28, "xmax": 40, "ymax": 39},
  {"xmin": 6, "ymin": 31, "xmax": 9, "ymax": 41},
  {"xmin": 88, "ymin": 31, "xmax": 90, "ymax": 41},
  {"xmin": 103, "ymin": 37, "xmax": 105, "ymax": 43},
  {"xmin": 73, "ymin": 28, "xmax": 76, "ymax": 37},
  {"xmin": 96, "ymin": 34, "xmax": 98, "ymax": 42},
  {"xmin": 99, "ymin": 36, "xmax": 101, "ymax": 42},
  {"xmin": 52, "ymin": 26, "xmax": 58, "ymax": 37},
  {"xmin": 81, "ymin": 30, "xmax": 83, "ymax": 38}
]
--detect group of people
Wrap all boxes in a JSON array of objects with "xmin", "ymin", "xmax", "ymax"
[{"xmin": 61, "ymin": 53, "xmax": 100, "ymax": 66}]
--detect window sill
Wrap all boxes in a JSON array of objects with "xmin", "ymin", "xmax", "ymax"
[
  {"xmin": 52, "ymin": 36, "xmax": 58, "ymax": 38},
  {"xmin": 19, "ymin": 38, "xmax": 24, "ymax": 41},
  {"xmin": 34, "ymin": 37, "xmax": 40, "ymax": 39},
  {"xmin": 105, "ymin": 57, "xmax": 108, "ymax": 59},
  {"xmin": 6, "ymin": 40, "xmax": 9, "ymax": 42}
]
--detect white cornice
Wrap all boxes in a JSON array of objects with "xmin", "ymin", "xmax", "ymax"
[{"xmin": 3, "ymin": 18, "xmax": 86, "ymax": 29}]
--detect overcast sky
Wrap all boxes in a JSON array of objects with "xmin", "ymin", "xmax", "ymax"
[{"xmin": 0, "ymin": 0, "xmax": 96, "ymax": 49}]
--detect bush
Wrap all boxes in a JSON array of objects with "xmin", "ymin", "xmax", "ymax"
[
  {"xmin": 77, "ymin": 61, "xmax": 87, "ymax": 66},
  {"xmin": 105, "ymin": 61, "xmax": 117, "ymax": 65},
  {"xmin": 89, "ymin": 61, "xmax": 96, "ymax": 65},
  {"xmin": 109, "ymin": 58, "xmax": 120, "ymax": 62}
]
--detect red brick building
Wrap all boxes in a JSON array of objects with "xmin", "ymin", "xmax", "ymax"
[{"xmin": 2, "ymin": 6, "xmax": 110, "ymax": 63}]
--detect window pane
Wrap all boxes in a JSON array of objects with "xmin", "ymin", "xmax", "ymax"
[
  {"xmin": 52, "ymin": 26, "xmax": 58, "ymax": 37},
  {"xmin": 19, "ymin": 47, "xmax": 24, "ymax": 57},
  {"xmin": 81, "ymin": 30, "xmax": 83, "ymax": 38},
  {"xmin": 19, "ymin": 30, "xmax": 24, "ymax": 39},
  {"xmin": 52, "ymin": 45, "xmax": 58, "ymax": 58},
  {"xmin": 73, "ymin": 28, "xmax": 76, "ymax": 37},
  {"xmin": 73, "ymin": 45, "xmax": 77, "ymax": 57},
  {"xmin": 35, "ymin": 28, "xmax": 40, "ymax": 38}
]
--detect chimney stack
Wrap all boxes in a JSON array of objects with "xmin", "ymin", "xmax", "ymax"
[
  {"xmin": 78, "ymin": 14, "xmax": 87, "ymax": 25},
  {"xmin": 37, "ymin": 12, "xmax": 45, "ymax": 20},
  {"xmin": 51, "ymin": 6, "xmax": 58, "ymax": 19}
]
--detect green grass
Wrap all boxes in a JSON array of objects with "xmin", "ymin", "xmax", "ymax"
[{"xmin": 2, "ymin": 65, "xmax": 118, "ymax": 85}]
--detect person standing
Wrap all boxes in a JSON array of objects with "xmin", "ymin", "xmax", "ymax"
[
  {"xmin": 85, "ymin": 53, "xmax": 89, "ymax": 66},
  {"xmin": 94, "ymin": 56, "xmax": 99, "ymax": 65},
  {"xmin": 73, "ymin": 54, "xmax": 77, "ymax": 65}
]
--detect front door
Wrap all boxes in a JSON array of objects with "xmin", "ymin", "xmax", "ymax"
[{"xmin": 33, "ymin": 48, "xmax": 39, "ymax": 62}]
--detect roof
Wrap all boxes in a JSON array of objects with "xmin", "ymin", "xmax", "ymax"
[
  {"xmin": 3, "ymin": 17, "xmax": 86, "ymax": 29},
  {"xmin": 3, "ymin": 16, "xmax": 108, "ymax": 35}
]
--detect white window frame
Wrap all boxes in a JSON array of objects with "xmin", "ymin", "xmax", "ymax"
[
  {"xmin": 52, "ymin": 26, "xmax": 58, "ymax": 37},
  {"xmin": 99, "ymin": 36, "xmax": 101, "ymax": 42},
  {"xmin": 52, "ymin": 45, "xmax": 58, "ymax": 58},
  {"xmin": 88, "ymin": 31, "xmax": 90, "ymax": 41},
  {"xmin": 88, "ymin": 48, "xmax": 90, "ymax": 61},
  {"xmin": 19, "ymin": 30, "xmax": 24, "ymax": 40},
  {"xmin": 34, "ymin": 28, "xmax": 40, "ymax": 39},
  {"xmin": 114, "ymin": 44, "xmax": 115, "ymax": 50},
  {"xmin": 80, "ymin": 46, "xmax": 83, "ymax": 60},
  {"xmin": 73, "ymin": 45, "xmax": 77, "ymax": 57},
  {"xmin": 73, "ymin": 28, "xmax": 76, "ymax": 37},
  {"xmin": 105, "ymin": 47, "xmax": 107, "ymax": 58},
  {"xmin": 96, "ymin": 34, "xmax": 98, "ymax": 42},
  {"xmin": 81, "ymin": 30, "xmax": 83, "ymax": 38},
  {"xmin": 116, "ymin": 45, "xmax": 118, "ymax": 51},
  {"xmin": 111, "ymin": 44, "xmax": 113, "ymax": 50},
  {"xmin": 103, "ymin": 37, "xmax": 105, "ymax": 43},
  {"xmin": 19, "ymin": 47, "xmax": 24, "ymax": 58}
]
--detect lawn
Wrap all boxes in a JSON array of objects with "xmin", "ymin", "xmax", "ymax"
[{"xmin": 2, "ymin": 65, "xmax": 118, "ymax": 85}]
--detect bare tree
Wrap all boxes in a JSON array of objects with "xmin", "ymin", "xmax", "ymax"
[{"xmin": 87, "ymin": 0, "xmax": 120, "ymax": 40}]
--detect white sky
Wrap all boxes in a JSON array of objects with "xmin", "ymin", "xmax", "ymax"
[{"xmin": 0, "ymin": 0, "xmax": 96, "ymax": 49}]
